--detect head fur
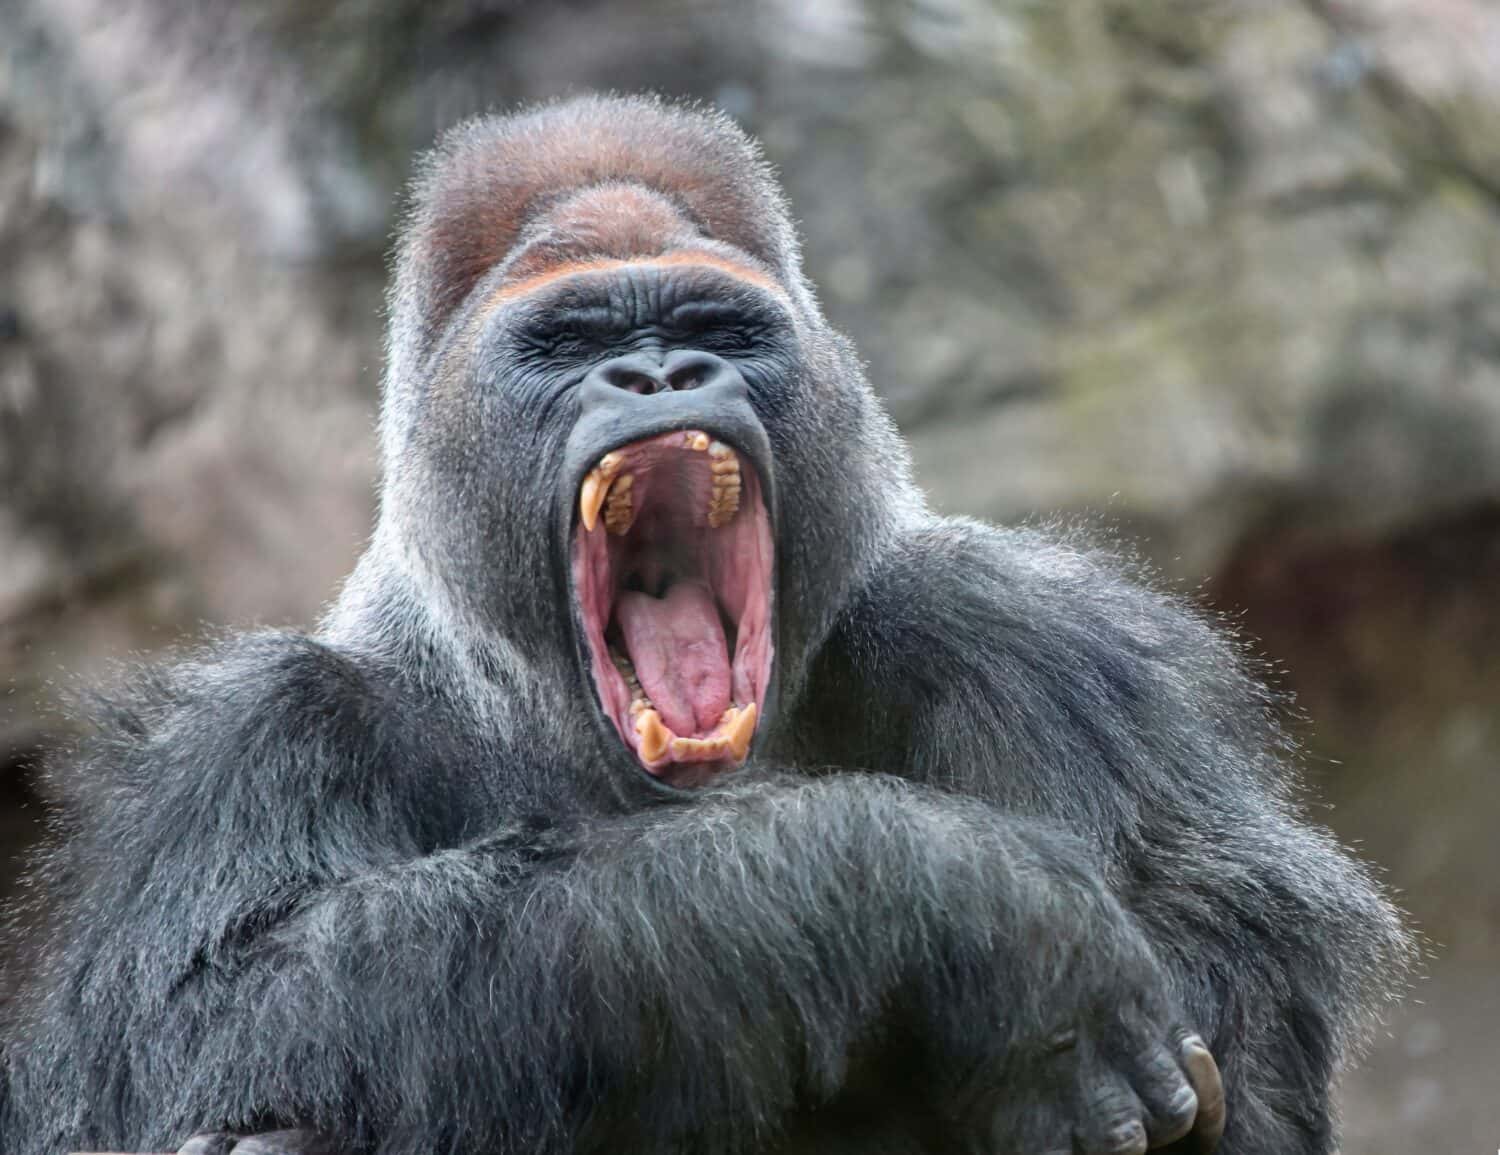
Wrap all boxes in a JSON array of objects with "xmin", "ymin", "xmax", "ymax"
[{"xmin": 332, "ymin": 95, "xmax": 917, "ymax": 802}]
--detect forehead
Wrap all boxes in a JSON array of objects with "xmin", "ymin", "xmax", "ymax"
[
  {"xmin": 493, "ymin": 184, "xmax": 784, "ymax": 304},
  {"xmin": 491, "ymin": 251, "xmax": 784, "ymax": 309}
]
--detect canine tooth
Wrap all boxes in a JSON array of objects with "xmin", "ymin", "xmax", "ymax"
[
  {"xmin": 579, "ymin": 452, "xmax": 625, "ymax": 532},
  {"xmin": 684, "ymin": 431, "xmax": 710, "ymax": 452},
  {"xmin": 580, "ymin": 475, "xmax": 607, "ymax": 531},
  {"xmin": 635, "ymin": 709, "xmax": 672, "ymax": 762},
  {"xmin": 725, "ymin": 702, "xmax": 758, "ymax": 761}
]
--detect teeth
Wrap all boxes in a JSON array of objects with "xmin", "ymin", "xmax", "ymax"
[
  {"xmin": 611, "ymin": 646, "xmax": 638, "ymax": 684},
  {"xmin": 613, "ymin": 648, "xmax": 655, "ymax": 716},
  {"xmin": 708, "ymin": 484, "xmax": 741, "ymax": 528},
  {"xmin": 579, "ymin": 475, "xmax": 606, "ymax": 532},
  {"xmin": 630, "ymin": 701, "xmax": 759, "ymax": 765},
  {"xmin": 725, "ymin": 702, "xmax": 757, "ymax": 761},
  {"xmin": 579, "ymin": 451, "xmax": 626, "ymax": 532},
  {"xmin": 635, "ymin": 709, "xmax": 672, "ymax": 763},
  {"xmin": 604, "ymin": 473, "xmax": 635, "ymax": 535},
  {"xmin": 585, "ymin": 438, "xmax": 744, "ymax": 532},
  {"xmin": 666, "ymin": 703, "xmax": 759, "ymax": 761},
  {"xmin": 707, "ymin": 442, "xmax": 742, "ymax": 528}
]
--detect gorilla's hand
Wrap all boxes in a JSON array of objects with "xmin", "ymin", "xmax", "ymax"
[
  {"xmin": 953, "ymin": 1024, "xmax": 1225, "ymax": 1154},
  {"xmin": 685, "ymin": 776, "xmax": 1222, "ymax": 1152},
  {"xmin": 785, "ymin": 780, "xmax": 1227, "ymax": 1153},
  {"xmin": 176, "ymin": 1131, "xmax": 337, "ymax": 1155}
]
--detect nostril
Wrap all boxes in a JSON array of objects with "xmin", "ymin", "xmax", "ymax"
[
  {"xmin": 581, "ymin": 351, "xmax": 741, "ymax": 408},
  {"xmin": 662, "ymin": 352, "xmax": 728, "ymax": 392},
  {"xmin": 603, "ymin": 368, "xmax": 662, "ymax": 395}
]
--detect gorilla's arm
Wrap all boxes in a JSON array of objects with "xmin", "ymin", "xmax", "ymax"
[
  {"xmin": 797, "ymin": 519, "xmax": 1413, "ymax": 1155},
  {"xmin": 4, "ymin": 637, "xmax": 1207, "ymax": 1155}
]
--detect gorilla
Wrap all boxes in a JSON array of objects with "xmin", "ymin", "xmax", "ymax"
[{"xmin": 0, "ymin": 96, "xmax": 1409, "ymax": 1155}]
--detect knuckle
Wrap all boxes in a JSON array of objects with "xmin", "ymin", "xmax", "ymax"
[
  {"xmin": 1078, "ymin": 1077, "xmax": 1148, "ymax": 1154},
  {"xmin": 1152, "ymin": 1083, "xmax": 1200, "ymax": 1142},
  {"xmin": 1097, "ymin": 1118, "xmax": 1148, "ymax": 1154}
]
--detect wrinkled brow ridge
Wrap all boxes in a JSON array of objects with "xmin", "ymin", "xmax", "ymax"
[{"xmin": 486, "ymin": 251, "xmax": 786, "ymax": 307}]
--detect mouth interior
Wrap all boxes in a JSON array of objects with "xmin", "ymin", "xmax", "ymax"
[{"xmin": 572, "ymin": 429, "xmax": 773, "ymax": 785}]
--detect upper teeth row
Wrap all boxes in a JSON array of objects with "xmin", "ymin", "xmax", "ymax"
[
  {"xmin": 603, "ymin": 473, "xmax": 634, "ymax": 535},
  {"xmin": 707, "ymin": 440, "xmax": 741, "ymax": 528},
  {"xmin": 578, "ymin": 432, "xmax": 742, "ymax": 534}
]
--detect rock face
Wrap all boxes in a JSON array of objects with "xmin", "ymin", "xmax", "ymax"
[{"xmin": 1, "ymin": 1, "xmax": 1495, "ymax": 1148}]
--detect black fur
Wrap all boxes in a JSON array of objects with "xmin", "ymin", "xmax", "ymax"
[{"xmin": 0, "ymin": 96, "xmax": 1410, "ymax": 1155}]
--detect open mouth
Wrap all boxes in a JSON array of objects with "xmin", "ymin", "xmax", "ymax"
[{"xmin": 572, "ymin": 429, "xmax": 774, "ymax": 786}]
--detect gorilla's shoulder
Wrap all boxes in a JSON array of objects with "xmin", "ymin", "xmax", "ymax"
[
  {"xmin": 49, "ymin": 630, "xmax": 396, "ymax": 810},
  {"xmin": 104, "ymin": 628, "xmax": 386, "ymax": 740},
  {"xmin": 869, "ymin": 515, "xmax": 1231, "ymax": 656},
  {"xmin": 840, "ymin": 515, "xmax": 1287, "ymax": 791}
]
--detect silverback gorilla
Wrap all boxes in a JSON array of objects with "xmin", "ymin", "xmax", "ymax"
[{"xmin": 1, "ymin": 96, "xmax": 1409, "ymax": 1155}]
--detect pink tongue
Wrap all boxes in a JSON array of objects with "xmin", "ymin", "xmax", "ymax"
[{"xmin": 616, "ymin": 580, "xmax": 732, "ymax": 737}]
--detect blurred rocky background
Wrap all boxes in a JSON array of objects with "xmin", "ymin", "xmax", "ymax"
[{"xmin": 0, "ymin": 0, "xmax": 1495, "ymax": 1149}]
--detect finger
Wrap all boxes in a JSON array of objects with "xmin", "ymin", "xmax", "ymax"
[
  {"xmin": 1128, "ymin": 1042, "xmax": 1197, "ymax": 1147},
  {"xmin": 177, "ymin": 1134, "xmax": 236, "ymax": 1155},
  {"xmin": 1073, "ymin": 1071, "xmax": 1149, "ymax": 1155},
  {"xmin": 232, "ymin": 1133, "xmax": 336, "ymax": 1155},
  {"xmin": 1179, "ymin": 1037, "xmax": 1226, "ymax": 1152}
]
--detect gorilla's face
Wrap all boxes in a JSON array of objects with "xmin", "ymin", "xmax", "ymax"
[
  {"xmin": 476, "ymin": 249, "xmax": 801, "ymax": 788},
  {"xmin": 388, "ymin": 171, "xmax": 896, "ymax": 794}
]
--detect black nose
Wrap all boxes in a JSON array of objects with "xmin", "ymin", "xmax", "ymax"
[{"xmin": 582, "ymin": 350, "xmax": 738, "ymax": 397}]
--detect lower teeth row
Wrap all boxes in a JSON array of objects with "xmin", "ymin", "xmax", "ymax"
[
  {"xmin": 609, "ymin": 645, "xmax": 754, "ymax": 762},
  {"xmin": 610, "ymin": 647, "xmax": 653, "ymax": 714}
]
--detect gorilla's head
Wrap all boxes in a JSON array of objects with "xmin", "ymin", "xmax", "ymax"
[{"xmin": 349, "ymin": 96, "xmax": 915, "ymax": 792}]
